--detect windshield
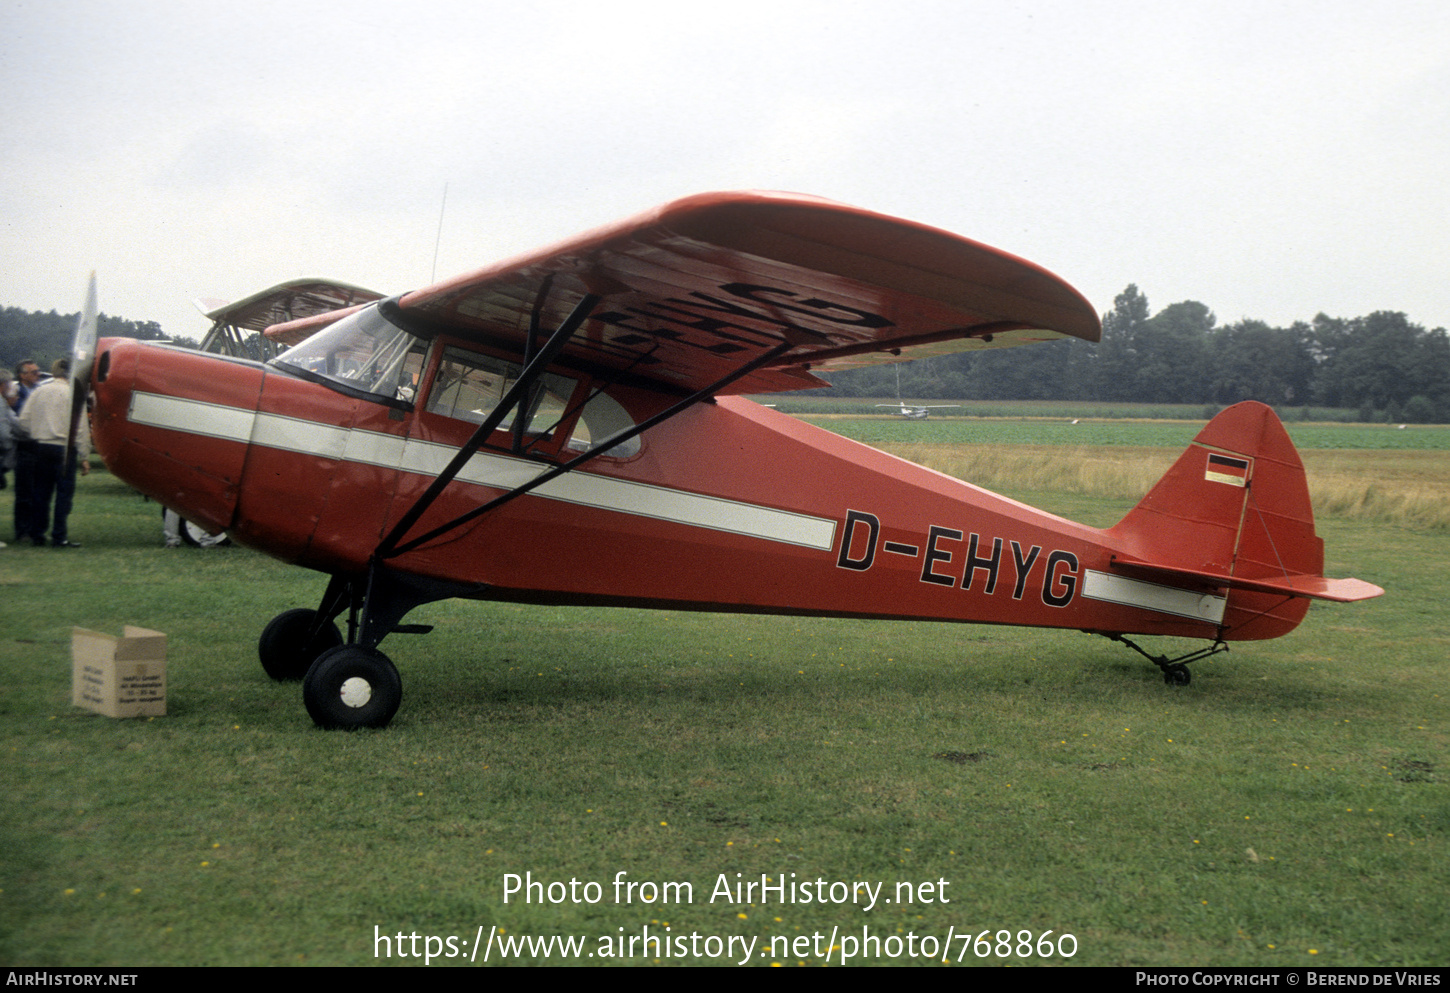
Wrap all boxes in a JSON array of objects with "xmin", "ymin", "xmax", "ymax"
[{"xmin": 272, "ymin": 304, "xmax": 425, "ymax": 403}]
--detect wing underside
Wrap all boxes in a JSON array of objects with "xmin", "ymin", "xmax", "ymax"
[{"xmin": 302, "ymin": 191, "xmax": 1103, "ymax": 396}]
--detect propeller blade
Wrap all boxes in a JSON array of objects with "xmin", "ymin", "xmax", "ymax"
[{"xmin": 66, "ymin": 273, "xmax": 98, "ymax": 459}]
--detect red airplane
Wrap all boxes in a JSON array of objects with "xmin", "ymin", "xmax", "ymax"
[{"xmin": 82, "ymin": 192, "xmax": 1382, "ymax": 729}]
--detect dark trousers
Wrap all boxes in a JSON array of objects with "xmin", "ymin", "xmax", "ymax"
[
  {"xmin": 16, "ymin": 442, "xmax": 76, "ymax": 545},
  {"xmin": 12, "ymin": 440, "xmax": 37, "ymax": 541}
]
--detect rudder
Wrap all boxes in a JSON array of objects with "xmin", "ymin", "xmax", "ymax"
[{"xmin": 1107, "ymin": 402, "xmax": 1379, "ymax": 641}]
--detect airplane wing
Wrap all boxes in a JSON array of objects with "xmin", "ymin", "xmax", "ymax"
[
  {"xmin": 207, "ymin": 278, "xmax": 385, "ymax": 334},
  {"xmin": 311, "ymin": 191, "xmax": 1099, "ymax": 396}
]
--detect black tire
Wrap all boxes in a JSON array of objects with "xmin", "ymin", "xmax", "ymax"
[
  {"xmin": 258, "ymin": 608, "xmax": 344, "ymax": 681},
  {"xmin": 303, "ymin": 645, "xmax": 402, "ymax": 730},
  {"xmin": 1163, "ymin": 664, "xmax": 1192, "ymax": 687}
]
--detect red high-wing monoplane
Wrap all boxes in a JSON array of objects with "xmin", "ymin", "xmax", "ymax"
[{"xmin": 85, "ymin": 192, "xmax": 1382, "ymax": 729}]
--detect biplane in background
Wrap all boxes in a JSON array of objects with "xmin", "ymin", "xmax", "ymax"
[
  {"xmin": 193, "ymin": 277, "xmax": 385, "ymax": 361},
  {"xmin": 81, "ymin": 192, "xmax": 1382, "ymax": 729}
]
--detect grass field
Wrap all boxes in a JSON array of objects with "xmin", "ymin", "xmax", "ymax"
[
  {"xmin": 791, "ymin": 415, "xmax": 1450, "ymax": 451},
  {"xmin": 2, "ymin": 423, "xmax": 1447, "ymax": 967},
  {"xmin": 800, "ymin": 416, "xmax": 1450, "ymax": 532},
  {"xmin": 754, "ymin": 397, "xmax": 1382, "ymax": 424}
]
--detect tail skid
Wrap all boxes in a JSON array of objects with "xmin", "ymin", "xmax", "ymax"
[{"xmin": 1106, "ymin": 402, "xmax": 1382, "ymax": 642}]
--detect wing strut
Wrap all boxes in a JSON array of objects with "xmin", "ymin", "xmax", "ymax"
[
  {"xmin": 513, "ymin": 274, "xmax": 555, "ymax": 454},
  {"xmin": 380, "ymin": 338, "xmax": 795, "ymax": 559},
  {"xmin": 340, "ymin": 303, "xmax": 792, "ymax": 660},
  {"xmin": 372, "ymin": 290, "xmax": 600, "ymax": 561}
]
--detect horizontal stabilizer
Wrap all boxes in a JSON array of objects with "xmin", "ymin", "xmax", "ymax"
[
  {"xmin": 1107, "ymin": 402, "xmax": 1384, "ymax": 640},
  {"xmin": 1111, "ymin": 555, "xmax": 1384, "ymax": 603}
]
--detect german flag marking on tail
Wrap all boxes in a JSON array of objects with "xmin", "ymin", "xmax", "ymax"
[{"xmin": 1205, "ymin": 453, "xmax": 1250, "ymax": 487}]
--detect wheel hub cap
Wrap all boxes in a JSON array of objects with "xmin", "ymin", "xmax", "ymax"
[{"xmin": 339, "ymin": 677, "xmax": 373, "ymax": 708}]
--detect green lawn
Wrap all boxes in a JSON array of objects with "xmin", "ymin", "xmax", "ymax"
[
  {"xmin": 793, "ymin": 415, "xmax": 1450, "ymax": 451},
  {"xmin": 1, "ymin": 469, "xmax": 1444, "ymax": 967}
]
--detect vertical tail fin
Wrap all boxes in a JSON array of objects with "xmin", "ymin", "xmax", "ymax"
[{"xmin": 1107, "ymin": 402, "xmax": 1381, "ymax": 640}]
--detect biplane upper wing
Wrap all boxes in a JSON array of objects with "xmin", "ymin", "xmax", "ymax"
[
  {"xmin": 313, "ymin": 191, "xmax": 1099, "ymax": 396},
  {"xmin": 209, "ymin": 278, "xmax": 385, "ymax": 337}
]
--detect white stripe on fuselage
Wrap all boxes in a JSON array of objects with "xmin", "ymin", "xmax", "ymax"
[
  {"xmin": 126, "ymin": 391, "xmax": 837, "ymax": 551},
  {"xmin": 1081, "ymin": 569, "xmax": 1226, "ymax": 623}
]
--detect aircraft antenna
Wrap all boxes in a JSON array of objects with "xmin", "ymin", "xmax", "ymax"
[{"xmin": 430, "ymin": 182, "xmax": 449, "ymax": 283}]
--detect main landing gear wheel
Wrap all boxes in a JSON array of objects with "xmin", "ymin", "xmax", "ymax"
[
  {"xmin": 1163, "ymin": 663, "xmax": 1192, "ymax": 687},
  {"xmin": 258, "ymin": 608, "xmax": 344, "ymax": 681},
  {"xmin": 303, "ymin": 645, "xmax": 402, "ymax": 730}
]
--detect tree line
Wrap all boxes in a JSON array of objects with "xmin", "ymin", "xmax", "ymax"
[
  {"xmin": 818, "ymin": 286, "xmax": 1450, "ymax": 423},
  {"xmin": 0, "ymin": 305, "xmax": 197, "ymax": 373},
  {"xmin": 4, "ymin": 286, "xmax": 1448, "ymax": 422}
]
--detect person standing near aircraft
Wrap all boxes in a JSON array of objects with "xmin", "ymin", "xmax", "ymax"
[
  {"xmin": 0, "ymin": 370, "xmax": 18, "ymax": 549},
  {"xmin": 0, "ymin": 368, "xmax": 17, "ymax": 493},
  {"xmin": 8, "ymin": 359, "xmax": 45, "ymax": 540},
  {"xmin": 16, "ymin": 358, "xmax": 89, "ymax": 548},
  {"xmin": 8, "ymin": 359, "xmax": 43, "ymax": 412}
]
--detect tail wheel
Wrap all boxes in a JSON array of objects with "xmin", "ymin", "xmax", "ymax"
[
  {"xmin": 1162, "ymin": 663, "xmax": 1192, "ymax": 687},
  {"xmin": 258, "ymin": 608, "xmax": 344, "ymax": 681},
  {"xmin": 303, "ymin": 645, "xmax": 402, "ymax": 730}
]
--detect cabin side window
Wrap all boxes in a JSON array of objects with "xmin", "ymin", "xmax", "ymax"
[
  {"xmin": 426, "ymin": 346, "xmax": 576, "ymax": 440},
  {"xmin": 566, "ymin": 391, "xmax": 641, "ymax": 459}
]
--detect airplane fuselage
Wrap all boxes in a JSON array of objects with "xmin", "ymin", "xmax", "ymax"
[{"xmin": 91, "ymin": 337, "xmax": 1304, "ymax": 643}]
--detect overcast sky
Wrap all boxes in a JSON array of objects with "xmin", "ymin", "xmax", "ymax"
[{"xmin": 3, "ymin": 0, "xmax": 1447, "ymax": 341}]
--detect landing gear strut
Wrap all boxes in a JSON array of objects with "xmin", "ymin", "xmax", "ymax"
[
  {"xmin": 257, "ymin": 564, "xmax": 480, "ymax": 730},
  {"xmin": 1104, "ymin": 634, "xmax": 1228, "ymax": 686}
]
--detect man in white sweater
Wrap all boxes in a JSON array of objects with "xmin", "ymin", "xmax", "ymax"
[{"xmin": 16, "ymin": 359, "xmax": 90, "ymax": 548}]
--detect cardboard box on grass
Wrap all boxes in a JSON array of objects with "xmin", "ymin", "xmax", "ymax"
[{"xmin": 72, "ymin": 626, "xmax": 167, "ymax": 718}]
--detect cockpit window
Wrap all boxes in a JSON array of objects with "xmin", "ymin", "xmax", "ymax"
[
  {"xmin": 272, "ymin": 304, "xmax": 425, "ymax": 404},
  {"xmin": 427, "ymin": 346, "xmax": 576, "ymax": 439},
  {"xmin": 273, "ymin": 305, "xmax": 641, "ymax": 457}
]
